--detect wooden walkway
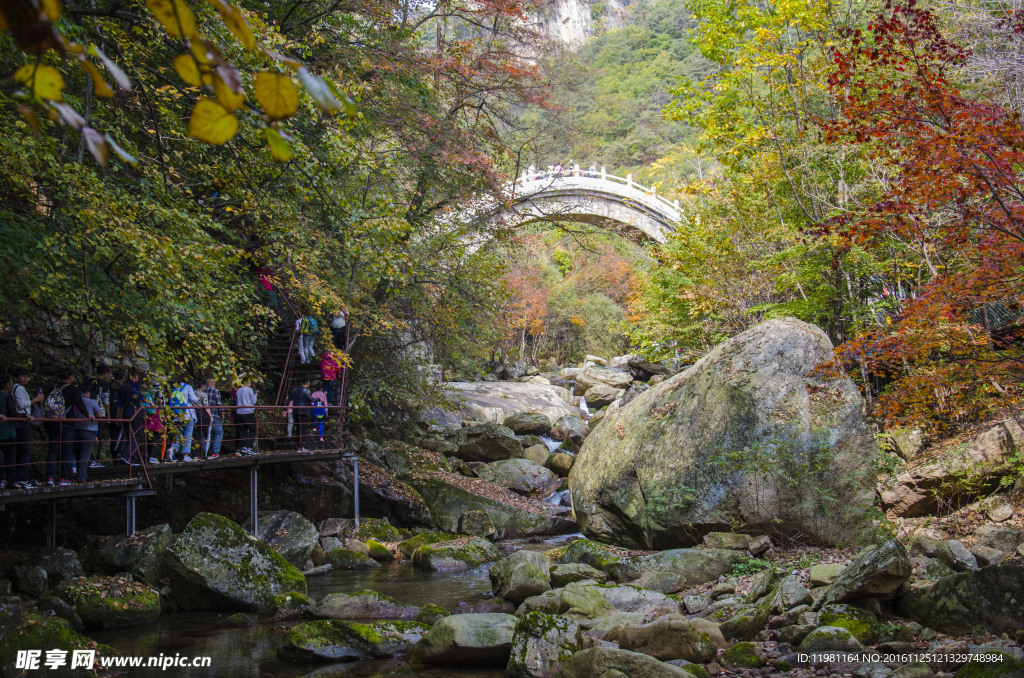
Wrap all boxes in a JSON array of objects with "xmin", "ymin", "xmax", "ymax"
[{"xmin": 0, "ymin": 448, "xmax": 351, "ymax": 544}]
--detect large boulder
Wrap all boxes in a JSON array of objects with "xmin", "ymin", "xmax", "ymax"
[
  {"xmin": 815, "ymin": 539, "xmax": 911, "ymax": 607},
  {"xmin": 617, "ymin": 616, "xmax": 726, "ymax": 662},
  {"xmin": 80, "ymin": 524, "xmax": 173, "ymax": 587},
  {"xmin": 450, "ymin": 423, "xmax": 523, "ymax": 462},
  {"xmin": 408, "ymin": 470, "xmax": 576, "ymax": 537},
  {"xmin": 409, "ymin": 612, "xmax": 517, "ymax": 666},
  {"xmin": 899, "ymin": 561, "xmax": 1024, "ymax": 635},
  {"xmin": 448, "ymin": 382, "xmax": 582, "ymax": 426},
  {"xmin": 573, "ymin": 366, "xmax": 633, "ymax": 394},
  {"xmin": 242, "ymin": 510, "xmax": 319, "ymax": 568},
  {"xmin": 475, "ymin": 458, "xmax": 560, "ymax": 497},
  {"xmin": 570, "ymin": 318, "xmax": 877, "ymax": 549},
  {"xmin": 556, "ymin": 647, "xmax": 694, "ymax": 678},
  {"xmin": 584, "ymin": 384, "xmax": 625, "ymax": 407},
  {"xmin": 164, "ymin": 512, "xmax": 307, "ymax": 611},
  {"xmin": 489, "ymin": 550, "xmax": 551, "ymax": 605},
  {"xmin": 0, "ymin": 616, "xmax": 116, "ymax": 678},
  {"xmin": 508, "ymin": 612, "xmax": 582, "ymax": 678},
  {"xmin": 608, "ymin": 548, "xmax": 747, "ymax": 593},
  {"xmin": 411, "ymin": 536, "xmax": 499, "ymax": 571}
]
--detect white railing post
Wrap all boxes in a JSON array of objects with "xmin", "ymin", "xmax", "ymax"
[
  {"xmin": 601, "ymin": 167, "xmax": 606, "ymax": 180},
  {"xmin": 573, "ymin": 163, "xmax": 579, "ymax": 177},
  {"xmin": 674, "ymin": 199, "xmax": 679, "ymax": 210},
  {"xmin": 626, "ymin": 174, "xmax": 633, "ymax": 188}
]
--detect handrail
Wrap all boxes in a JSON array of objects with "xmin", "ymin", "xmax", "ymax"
[{"xmin": 513, "ymin": 165, "xmax": 681, "ymax": 215}]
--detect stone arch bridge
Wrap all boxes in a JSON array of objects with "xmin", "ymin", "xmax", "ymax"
[{"xmin": 497, "ymin": 167, "xmax": 682, "ymax": 243}]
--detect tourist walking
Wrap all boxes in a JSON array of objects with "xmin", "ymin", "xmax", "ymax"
[
  {"xmin": 167, "ymin": 377, "xmax": 199, "ymax": 462},
  {"xmin": 296, "ymin": 313, "xmax": 319, "ymax": 364},
  {"xmin": 235, "ymin": 379, "xmax": 258, "ymax": 455},
  {"xmin": 117, "ymin": 370, "xmax": 145, "ymax": 467},
  {"xmin": 73, "ymin": 384, "xmax": 103, "ymax": 483},
  {"xmin": 330, "ymin": 309, "xmax": 347, "ymax": 349},
  {"xmin": 85, "ymin": 364, "xmax": 111, "ymax": 466},
  {"xmin": 45, "ymin": 371, "xmax": 91, "ymax": 487},
  {"xmin": 287, "ymin": 378, "xmax": 312, "ymax": 452},
  {"xmin": 0, "ymin": 374, "xmax": 17, "ymax": 489},
  {"xmin": 310, "ymin": 387, "xmax": 327, "ymax": 446},
  {"xmin": 11, "ymin": 368, "xmax": 43, "ymax": 487},
  {"xmin": 320, "ymin": 350, "xmax": 340, "ymax": 406}
]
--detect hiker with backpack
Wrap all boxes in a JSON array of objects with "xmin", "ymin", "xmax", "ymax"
[
  {"xmin": 320, "ymin": 350, "xmax": 340, "ymax": 406},
  {"xmin": 84, "ymin": 364, "xmax": 112, "ymax": 468},
  {"xmin": 287, "ymin": 377, "xmax": 312, "ymax": 453},
  {"xmin": 116, "ymin": 370, "xmax": 145, "ymax": 467},
  {"xmin": 202, "ymin": 378, "xmax": 224, "ymax": 459},
  {"xmin": 142, "ymin": 380, "xmax": 165, "ymax": 464},
  {"xmin": 310, "ymin": 386, "xmax": 328, "ymax": 447},
  {"xmin": 73, "ymin": 383, "xmax": 103, "ymax": 483},
  {"xmin": 296, "ymin": 313, "xmax": 319, "ymax": 364},
  {"xmin": 235, "ymin": 378, "xmax": 258, "ymax": 455},
  {"xmin": 166, "ymin": 377, "xmax": 199, "ymax": 462},
  {"xmin": 44, "ymin": 371, "xmax": 91, "ymax": 487}
]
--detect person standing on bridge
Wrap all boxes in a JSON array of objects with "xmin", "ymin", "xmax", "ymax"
[
  {"xmin": 589, "ymin": 163, "xmax": 597, "ymax": 177},
  {"xmin": 203, "ymin": 378, "xmax": 224, "ymax": 459},
  {"xmin": 235, "ymin": 378, "xmax": 258, "ymax": 455},
  {"xmin": 73, "ymin": 383, "xmax": 103, "ymax": 483},
  {"xmin": 116, "ymin": 369, "xmax": 144, "ymax": 468},
  {"xmin": 10, "ymin": 368, "xmax": 42, "ymax": 488},
  {"xmin": 287, "ymin": 377, "xmax": 312, "ymax": 453}
]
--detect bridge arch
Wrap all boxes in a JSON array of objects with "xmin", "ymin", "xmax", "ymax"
[{"xmin": 499, "ymin": 167, "xmax": 682, "ymax": 243}]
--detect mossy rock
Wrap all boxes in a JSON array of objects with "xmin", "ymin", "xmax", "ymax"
[
  {"xmin": 507, "ymin": 611, "xmax": 582, "ymax": 678},
  {"xmin": 558, "ymin": 539, "xmax": 626, "ymax": 575},
  {"xmin": 415, "ymin": 603, "xmax": 450, "ymax": 625},
  {"xmin": 409, "ymin": 612, "xmax": 517, "ymax": 666},
  {"xmin": 365, "ymin": 539, "xmax": 394, "ymax": 562},
  {"xmin": 314, "ymin": 590, "xmax": 420, "ymax": 620},
  {"xmin": 354, "ymin": 517, "xmax": 406, "ymax": 543},
  {"xmin": 164, "ymin": 512, "xmax": 307, "ymax": 612},
  {"xmin": 799, "ymin": 625, "xmax": 864, "ymax": 652},
  {"xmin": 259, "ymin": 590, "xmax": 315, "ymax": 619},
  {"xmin": 57, "ymin": 576, "xmax": 160, "ymax": 629},
  {"xmin": 0, "ymin": 615, "xmax": 117, "ymax": 677},
  {"xmin": 220, "ymin": 612, "xmax": 252, "ymax": 627},
  {"xmin": 720, "ymin": 641, "xmax": 768, "ymax": 669},
  {"xmin": 398, "ymin": 532, "xmax": 462, "ymax": 559},
  {"xmin": 326, "ymin": 549, "xmax": 381, "ymax": 570},
  {"xmin": 551, "ymin": 563, "xmax": 606, "ymax": 588},
  {"xmin": 818, "ymin": 604, "xmax": 881, "ymax": 644},
  {"xmin": 278, "ymin": 619, "xmax": 429, "ymax": 662},
  {"xmin": 412, "ymin": 537, "xmax": 499, "ymax": 572}
]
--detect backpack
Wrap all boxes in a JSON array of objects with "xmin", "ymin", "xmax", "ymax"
[
  {"xmin": 43, "ymin": 385, "xmax": 65, "ymax": 419},
  {"xmin": 299, "ymin": 316, "xmax": 319, "ymax": 336},
  {"xmin": 311, "ymin": 398, "xmax": 326, "ymax": 419},
  {"xmin": 168, "ymin": 385, "xmax": 189, "ymax": 421}
]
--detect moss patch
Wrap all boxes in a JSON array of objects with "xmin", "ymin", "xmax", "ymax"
[
  {"xmin": 57, "ymin": 576, "xmax": 160, "ymax": 629},
  {"xmin": 0, "ymin": 615, "xmax": 117, "ymax": 677},
  {"xmin": 818, "ymin": 604, "xmax": 881, "ymax": 645},
  {"xmin": 398, "ymin": 532, "xmax": 462, "ymax": 559},
  {"xmin": 720, "ymin": 642, "xmax": 768, "ymax": 669}
]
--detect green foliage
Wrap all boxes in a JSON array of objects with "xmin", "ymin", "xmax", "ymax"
[{"xmin": 728, "ymin": 557, "xmax": 771, "ymax": 577}]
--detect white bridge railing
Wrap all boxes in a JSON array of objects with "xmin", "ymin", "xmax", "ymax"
[{"xmin": 512, "ymin": 164, "xmax": 681, "ymax": 222}]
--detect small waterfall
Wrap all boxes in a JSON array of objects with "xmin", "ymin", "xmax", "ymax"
[
  {"xmin": 577, "ymin": 396, "xmax": 590, "ymax": 419},
  {"xmin": 540, "ymin": 435, "xmax": 562, "ymax": 453},
  {"xmin": 543, "ymin": 489, "xmax": 572, "ymax": 507}
]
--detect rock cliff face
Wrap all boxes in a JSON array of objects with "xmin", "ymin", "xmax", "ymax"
[
  {"xmin": 569, "ymin": 318, "xmax": 877, "ymax": 549},
  {"xmin": 529, "ymin": 0, "xmax": 631, "ymax": 51}
]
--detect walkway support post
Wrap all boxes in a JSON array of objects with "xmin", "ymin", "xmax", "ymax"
[
  {"xmin": 626, "ymin": 173, "xmax": 633, "ymax": 188},
  {"xmin": 249, "ymin": 466, "xmax": 258, "ymax": 536},
  {"xmin": 342, "ymin": 451, "xmax": 360, "ymax": 531},
  {"xmin": 126, "ymin": 495, "xmax": 136, "ymax": 537},
  {"xmin": 47, "ymin": 500, "xmax": 56, "ymax": 547}
]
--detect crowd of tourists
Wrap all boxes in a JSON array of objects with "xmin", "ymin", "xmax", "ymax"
[{"xmin": 0, "ymin": 355, "xmax": 345, "ymax": 490}]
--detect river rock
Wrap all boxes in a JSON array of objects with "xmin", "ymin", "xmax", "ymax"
[
  {"xmin": 354, "ymin": 462, "xmax": 434, "ymax": 527},
  {"xmin": 80, "ymin": 524, "xmax": 173, "ymax": 587},
  {"xmin": 278, "ymin": 619, "xmax": 429, "ymax": 662},
  {"xmin": 550, "ymin": 563, "xmax": 605, "ymax": 588},
  {"xmin": 261, "ymin": 590, "xmax": 315, "ymax": 620},
  {"xmin": 409, "ymin": 612, "xmax": 517, "ymax": 665},
  {"xmin": 475, "ymin": 458, "xmax": 559, "ymax": 496},
  {"xmin": 505, "ymin": 413, "xmax": 554, "ymax": 435},
  {"xmin": 411, "ymin": 536, "xmax": 499, "ymax": 571},
  {"xmin": 490, "ymin": 550, "xmax": 551, "ymax": 604},
  {"xmin": 617, "ymin": 617, "xmax": 726, "ymax": 662},
  {"xmin": 799, "ymin": 625, "xmax": 864, "ymax": 652},
  {"xmin": 574, "ymin": 366, "xmax": 632, "ymax": 394},
  {"xmin": 974, "ymin": 525, "xmax": 1024, "ymax": 553},
  {"xmin": 816, "ymin": 539, "xmax": 911, "ymax": 607},
  {"xmin": 241, "ymin": 510, "xmax": 319, "ymax": 568},
  {"xmin": 555, "ymin": 647, "xmax": 693, "ymax": 678},
  {"xmin": 518, "ymin": 444, "xmax": 552, "ymax": 467},
  {"xmin": 808, "ymin": 563, "xmax": 845, "ymax": 587},
  {"xmin": 326, "ymin": 549, "xmax": 381, "ymax": 570},
  {"xmin": 508, "ymin": 612, "xmax": 582, "ymax": 678},
  {"xmin": 547, "ymin": 453, "xmax": 574, "ymax": 477},
  {"xmin": 550, "ymin": 416, "xmax": 588, "ymax": 453},
  {"xmin": 359, "ymin": 440, "xmax": 452, "ymax": 480},
  {"xmin": 398, "ymin": 532, "xmax": 462, "ymax": 558},
  {"xmin": 613, "ymin": 548, "xmax": 747, "ymax": 593},
  {"xmin": 164, "ymin": 512, "xmax": 307, "ymax": 611},
  {"xmin": 57, "ymin": 576, "xmax": 160, "ymax": 629},
  {"xmin": 449, "ymin": 423, "xmax": 523, "ymax": 462},
  {"xmin": 570, "ymin": 318, "xmax": 877, "ymax": 549},
  {"xmin": 448, "ymin": 382, "xmax": 582, "ymax": 426},
  {"xmin": 11, "ymin": 566, "xmax": 47, "ymax": 597},
  {"xmin": 408, "ymin": 471, "xmax": 575, "ymax": 537},
  {"xmin": 314, "ymin": 590, "xmax": 420, "ymax": 620},
  {"xmin": 899, "ymin": 561, "xmax": 1024, "ymax": 635},
  {"xmin": 584, "ymin": 383, "xmax": 625, "ymax": 407},
  {"xmin": 0, "ymin": 616, "xmax": 116, "ymax": 677},
  {"xmin": 818, "ymin": 604, "xmax": 882, "ymax": 644}
]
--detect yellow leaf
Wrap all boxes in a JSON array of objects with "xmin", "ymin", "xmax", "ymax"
[
  {"xmin": 205, "ymin": 0, "xmax": 256, "ymax": 49},
  {"xmin": 14, "ymin": 64, "xmax": 65, "ymax": 101},
  {"xmin": 81, "ymin": 60, "xmax": 114, "ymax": 98},
  {"xmin": 188, "ymin": 98, "xmax": 238, "ymax": 144},
  {"xmin": 40, "ymin": 0, "xmax": 62, "ymax": 21},
  {"xmin": 213, "ymin": 73, "xmax": 245, "ymax": 112},
  {"xmin": 146, "ymin": 0, "xmax": 197, "ymax": 38},
  {"xmin": 264, "ymin": 127, "xmax": 292, "ymax": 162},
  {"xmin": 173, "ymin": 54, "xmax": 201, "ymax": 86},
  {"xmin": 254, "ymin": 72, "xmax": 299, "ymax": 120},
  {"xmin": 16, "ymin": 104, "xmax": 40, "ymax": 135}
]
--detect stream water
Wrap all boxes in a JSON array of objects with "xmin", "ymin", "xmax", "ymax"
[{"xmin": 91, "ymin": 535, "xmax": 581, "ymax": 678}]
